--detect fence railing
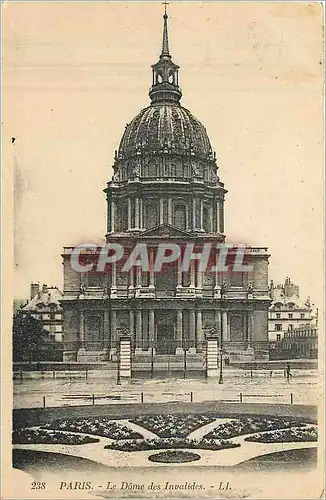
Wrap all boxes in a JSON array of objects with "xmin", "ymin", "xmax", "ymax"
[{"xmin": 29, "ymin": 390, "xmax": 296, "ymax": 409}]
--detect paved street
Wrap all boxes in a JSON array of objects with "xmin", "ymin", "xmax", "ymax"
[{"xmin": 13, "ymin": 368, "xmax": 320, "ymax": 409}]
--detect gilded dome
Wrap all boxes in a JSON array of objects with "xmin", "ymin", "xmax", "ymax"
[{"xmin": 118, "ymin": 103, "xmax": 213, "ymax": 160}]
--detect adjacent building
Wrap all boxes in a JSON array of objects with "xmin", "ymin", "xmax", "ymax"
[
  {"xmin": 281, "ymin": 325, "xmax": 318, "ymax": 359},
  {"xmin": 268, "ymin": 277, "xmax": 318, "ymax": 359},
  {"xmin": 268, "ymin": 278, "xmax": 313, "ymax": 342},
  {"xmin": 62, "ymin": 11, "xmax": 271, "ymax": 365},
  {"xmin": 22, "ymin": 283, "xmax": 63, "ymax": 342}
]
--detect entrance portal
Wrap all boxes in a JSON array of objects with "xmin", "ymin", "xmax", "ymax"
[{"xmin": 156, "ymin": 323, "xmax": 175, "ymax": 354}]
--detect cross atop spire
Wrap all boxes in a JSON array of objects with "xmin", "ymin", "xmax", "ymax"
[{"xmin": 161, "ymin": 2, "xmax": 170, "ymax": 57}]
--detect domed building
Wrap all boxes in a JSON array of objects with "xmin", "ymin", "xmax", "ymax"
[{"xmin": 62, "ymin": 11, "xmax": 271, "ymax": 368}]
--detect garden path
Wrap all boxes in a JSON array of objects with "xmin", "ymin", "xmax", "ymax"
[{"xmin": 13, "ymin": 438, "xmax": 316, "ymax": 469}]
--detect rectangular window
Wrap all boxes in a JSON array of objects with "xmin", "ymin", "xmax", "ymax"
[
  {"xmin": 288, "ymin": 324, "xmax": 293, "ymax": 331},
  {"xmin": 276, "ymin": 334, "xmax": 281, "ymax": 342},
  {"xmin": 276, "ymin": 313, "xmax": 281, "ymax": 319},
  {"xmin": 288, "ymin": 313, "xmax": 293, "ymax": 319},
  {"xmin": 275, "ymin": 324, "xmax": 282, "ymax": 331},
  {"xmin": 300, "ymin": 313, "xmax": 305, "ymax": 319}
]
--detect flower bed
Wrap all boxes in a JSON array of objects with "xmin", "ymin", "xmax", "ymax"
[
  {"xmin": 245, "ymin": 426, "xmax": 318, "ymax": 443},
  {"xmin": 204, "ymin": 417, "xmax": 306, "ymax": 440},
  {"xmin": 130, "ymin": 414, "xmax": 217, "ymax": 438},
  {"xmin": 148, "ymin": 450, "xmax": 201, "ymax": 463},
  {"xmin": 42, "ymin": 418, "xmax": 143, "ymax": 440},
  {"xmin": 104, "ymin": 437, "xmax": 239, "ymax": 452},
  {"xmin": 13, "ymin": 428, "xmax": 99, "ymax": 445}
]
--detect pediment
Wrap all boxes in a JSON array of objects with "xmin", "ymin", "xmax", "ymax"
[{"xmin": 141, "ymin": 224, "xmax": 192, "ymax": 237}]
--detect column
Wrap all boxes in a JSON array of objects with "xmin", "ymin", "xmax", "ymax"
[
  {"xmin": 220, "ymin": 203, "xmax": 224, "ymax": 233},
  {"xmin": 247, "ymin": 310, "xmax": 253, "ymax": 347},
  {"xmin": 192, "ymin": 198, "xmax": 196, "ymax": 230},
  {"xmin": 136, "ymin": 265, "xmax": 141, "ymax": 288},
  {"xmin": 159, "ymin": 198, "xmax": 164, "ymax": 225},
  {"xmin": 127, "ymin": 198, "xmax": 132, "ymax": 230},
  {"xmin": 79, "ymin": 310, "xmax": 85, "ymax": 348},
  {"xmin": 111, "ymin": 199, "xmax": 115, "ymax": 233},
  {"xmin": 111, "ymin": 261, "xmax": 117, "ymax": 298},
  {"xmin": 140, "ymin": 198, "xmax": 143, "ymax": 229},
  {"xmin": 136, "ymin": 309, "xmax": 142, "ymax": 350},
  {"xmin": 149, "ymin": 249, "xmax": 155, "ymax": 289},
  {"xmin": 190, "ymin": 260, "xmax": 195, "ymax": 288},
  {"xmin": 200, "ymin": 199, "xmax": 204, "ymax": 231},
  {"xmin": 110, "ymin": 310, "xmax": 117, "ymax": 357},
  {"xmin": 185, "ymin": 203, "xmax": 189, "ymax": 230},
  {"xmin": 107, "ymin": 195, "xmax": 111, "ymax": 233},
  {"xmin": 216, "ymin": 201, "xmax": 220, "ymax": 233},
  {"xmin": 222, "ymin": 311, "xmax": 228, "ymax": 343},
  {"xmin": 168, "ymin": 198, "xmax": 173, "ymax": 225},
  {"xmin": 177, "ymin": 254, "xmax": 182, "ymax": 289},
  {"xmin": 128, "ymin": 267, "xmax": 134, "ymax": 291},
  {"xmin": 215, "ymin": 310, "xmax": 222, "ymax": 346},
  {"xmin": 189, "ymin": 310, "xmax": 196, "ymax": 352},
  {"xmin": 176, "ymin": 310, "xmax": 183, "ymax": 353},
  {"xmin": 149, "ymin": 310, "xmax": 155, "ymax": 349},
  {"xmin": 104, "ymin": 309, "xmax": 110, "ymax": 353},
  {"xmin": 135, "ymin": 197, "xmax": 140, "ymax": 229},
  {"xmin": 214, "ymin": 250, "xmax": 221, "ymax": 298},
  {"xmin": 196, "ymin": 310, "xmax": 203, "ymax": 351},
  {"xmin": 129, "ymin": 310, "xmax": 135, "ymax": 340},
  {"xmin": 197, "ymin": 265, "xmax": 203, "ymax": 290}
]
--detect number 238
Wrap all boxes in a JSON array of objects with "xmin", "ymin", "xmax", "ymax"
[{"xmin": 31, "ymin": 482, "xmax": 46, "ymax": 490}]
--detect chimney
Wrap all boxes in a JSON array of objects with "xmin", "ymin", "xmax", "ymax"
[
  {"xmin": 42, "ymin": 284, "xmax": 47, "ymax": 294},
  {"xmin": 30, "ymin": 283, "xmax": 39, "ymax": 300}
]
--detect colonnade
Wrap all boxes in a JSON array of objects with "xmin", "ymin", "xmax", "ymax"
[
  {"xmin": 77, "ymin": 308, "xmax": 254, "ymax": 352},
  {"xmin": 107, "ymin": 195, "xmax": 223, "ymax": 233}
]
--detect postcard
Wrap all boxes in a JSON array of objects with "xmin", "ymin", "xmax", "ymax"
[{"xmin": 2, "ymin": 2, "xmax": 324, "ymax": 499}]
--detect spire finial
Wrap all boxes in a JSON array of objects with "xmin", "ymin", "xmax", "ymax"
[{"xmin": 161, "ymin": 2, "xmax": 170, "ymax": 57}]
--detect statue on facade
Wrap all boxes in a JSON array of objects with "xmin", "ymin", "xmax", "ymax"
[
  {"xmin": 78, "ymin": 283, "xmax": 85, "ymax": 298},
  {"xmin": 221, "ymin": 282, "xmax": 227, "ymax": 296}
]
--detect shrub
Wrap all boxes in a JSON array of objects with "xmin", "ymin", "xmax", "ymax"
[
  {"xmin": 13, "ymin": 428, "xmax": 99, "ymax": 445},
  {"xmin": 148, "ymin": 450, "xmax": 201, "ymax": 463},
  {"xmin": 42, "ymin": 418, "xmax": 142, "ymax": 440},
  {"xmin": 245, "ymin": 426, "xmax": 318, "ymax": 443},
  {"xmin": 204, "ymin": 417, "xmax": 306, "ymax": 440},
  {"xmin": 130, "ymin": 414, "xmax": 217, "ymax": 438},
  {"xmin": 104, "ymin": 436, "xmax": 239, "ymax": 452}
]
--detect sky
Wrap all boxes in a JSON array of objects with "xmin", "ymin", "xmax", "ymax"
[{"xmin": 3, "ymin": 1, "xmax": 324, "ymax": 307}]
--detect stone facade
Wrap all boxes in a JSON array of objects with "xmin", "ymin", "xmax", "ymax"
[
  {"xmin": 268, "ymin": 278, "xmax": 313, "ymax": 342},
  {"xmin": 23, "ymin": 283, "xmax": 63, "ymax": 342},
  {"xmin": 62, "ymin": 12, "xmax": 271, "ymax": 364}
]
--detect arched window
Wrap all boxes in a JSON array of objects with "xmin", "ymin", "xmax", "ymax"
[
  {"xmin": 175, "ymin": 162, "xmax": 183, "ymax": 178},
  {"xmin": 144, "ymin": 202, "xmax": 159, "ymax": 229},
  {"xmin": 203, "ymin": 205, "xmax": 211, "ymax": 232},
  {"xmin": 118, "ymin": 203, "xmax": 128, "ymax": 231},
  {"xmin": 173, "ymin": 204, "xmax": 187, "ymax": 230},
  {"xmin": 148, "ymin": 161, "xmax": 157, "ymax": 178}
]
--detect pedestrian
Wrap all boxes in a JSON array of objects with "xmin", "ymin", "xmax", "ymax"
[{"xmin": 286, "ymin": 363, "xmax": 292, "ymax": 381}]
